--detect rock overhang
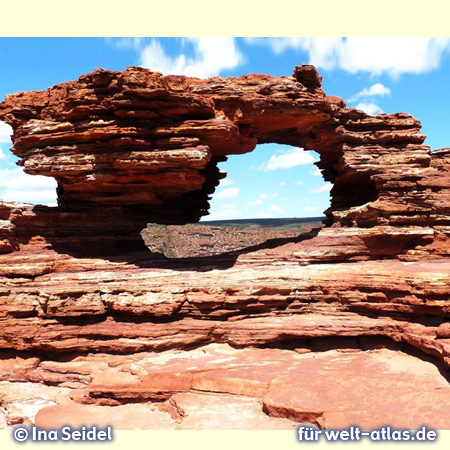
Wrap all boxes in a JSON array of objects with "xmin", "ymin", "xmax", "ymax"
[
  {"xmin": 0, "ymin": 65, "xmax": 450, "ymax": 430},
  {"xmin": 0, "ymin": 64, "xmax": 448, "ymax": 259},
  {"xmin": 0, "ymin": 66, "xmax": 424, "ymax": 216}
]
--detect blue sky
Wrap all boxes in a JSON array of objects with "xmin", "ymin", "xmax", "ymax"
[{"xmin": 1, "ymin": 37, "xmax": 450, "ymax": 220}]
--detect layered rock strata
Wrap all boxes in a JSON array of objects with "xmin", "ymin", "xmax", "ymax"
[
  {"xmin": 2, "ymin": 344, "xmax": 450, "ymax": 430},
  {"xmin": 0, "ymin": 241, "xmax": 449, "ymax": 429},
  {"xmin": 1, "ymin": 65, "xmax": 449, "ymax": 255},
  {"xmin": 0, "ymin": 65, "xmax": 449, "ymax": 430}
]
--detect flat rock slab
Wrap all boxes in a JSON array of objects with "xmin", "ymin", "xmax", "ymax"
[
  {"xmin": 1, "ymin": 344, "xmax": 446, "ymax": 430},
  {"xmin": 263, "ymin": 350, "xmax": 450, "ymax": 429},
  {"xmin": 166, "ymin": 392, "xmax": 297, "ymax": 430},
  {"xmin": 35, "ymin": 401, "xmax": 177, "ymax": 430},
  {"xmin": 0, "ymin": 381, "xmax": 71, "ymax": 427},
  {"xmin": 35, "ymin": 392, "xmax": 295, "ymax": 431}
]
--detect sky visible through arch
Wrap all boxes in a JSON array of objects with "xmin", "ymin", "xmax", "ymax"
[{"xmin": 0, "ymin": 37, "xmax": 450, "ymax": 220}]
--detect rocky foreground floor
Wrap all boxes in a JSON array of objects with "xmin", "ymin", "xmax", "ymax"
[
  {"xmin": 0, "ymin": 236, "xmax": 449, "ymax": 430},
  {"xmin": 2, "ymin": 343, "xmax": 450, "ymax": 430}
]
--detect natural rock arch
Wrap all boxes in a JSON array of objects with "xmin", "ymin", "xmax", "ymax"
[
  {"xmin": 0, "ymin": 65, "xmax": 450, "ymax": 431},
  {"xmin": 0, "ymin": 64, "xmax": 448, "ymax": 258}
]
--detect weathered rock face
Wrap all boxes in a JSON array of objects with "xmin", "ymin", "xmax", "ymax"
[
  {"xmin": 1, "ymin": 65, "xmax": 450, "ymax": 256},
  {"xmin": 2, "ymin": 343, "xmax": 450, "ymax": 430},
  {"xmin": 0, "ymin": 65, "xmax": 450, "ymax": 430}
]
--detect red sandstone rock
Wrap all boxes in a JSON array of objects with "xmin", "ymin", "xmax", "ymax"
[
  {"xmin": 0, "ymin": 65, "xmax": 448, "ymax": 256},
  {"xmin": 0, "ymin": 254, "xmax": 449, "ymax": 362},
  {"xmin": 437, "ymin": 323, "xmax": 450, "ymax": 338},
  {"xmin": 0, "ymin": 381, "xmax": 71, "ymax": 426},
  {"xmin": 0, "ymin": 65, "xmax": 449, "ymax": 430},
  {"xmin": 35, "ymin": 401, "xmax": 177, "ymax": 430},
  {"xmin": 1, "ymin": 345, "xmax": 449, "ymax": 431},
  {"xmin": 166, "ymin": 392, "xmax": 297, "ymax": 430},
  {"xmin": 263, "ymin": 349, "xmax": 450, "ymax": 429}
]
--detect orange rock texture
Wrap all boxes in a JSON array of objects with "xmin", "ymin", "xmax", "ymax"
[
  {"xmin": 0, "ymin": 65, "xmax": 449, "ymax": 430},
  {"xmin": 1, "ymin": 65, "xmax": 450, "ymax": 255}
]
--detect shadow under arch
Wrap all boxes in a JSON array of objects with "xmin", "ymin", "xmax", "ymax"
[{"xmin": 3, "ymin": 65, "xmax": 393, "ymax": 265}]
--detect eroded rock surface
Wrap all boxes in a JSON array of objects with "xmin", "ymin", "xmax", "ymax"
[
  {"xmin": 1, "ymin": 344, "xmax": 449, "ymax": 430},
  {"xmin": 1, "ymin": 65, "xmax": 450, "ymax": 256},
  {"xmin": 0, "ymin": 65, "xmax": 449, "ymax": 430}
]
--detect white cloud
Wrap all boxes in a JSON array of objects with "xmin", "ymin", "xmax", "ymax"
[
  {"xmin": 310, "ymin": 184, "xmax": 332, "ymax": 194},
  {"xmin": 246, "ymin": 37, "xmax": 339, "ymax": 58},
  {"xmin": 0, "ymin": 148, "xmax": 8, "ymax": 161},
  {"xmin": 140, "ymin": 38, "xmax": 242, "ymax": 78},
  {"xmin": 0, "ymin": 146, "xmax": 16, "ymax": 166},
  {"xmin": 0, "ymin": 168, "xmax": 56, "ymax": 191},
  {"xmin": 355, "ymin": 102, "xmax": 383, "ymax": 115},
  {"xmin": 0, "ymin": 168, "xmax": 57, "ymax": 206},
  {"xmin": 205, "ymin": 208, "xmax": 244, "ymax": 221},
  {"xmin": 305, "ymin": 206, "xmax": 321, "ymax": 212},
  {"xmin": 256, "ymin": 206, "xmax": 285, "ymax": 218},
  {"xmin": 249, "ymin": 199, "xmax": 263, "ymax": 206},
  {"xmin": 214, "ymin": 187, "xmax": 240, "ymax": 199},
  {"xmin": 259, "ymin": 193, "xmax": 268, "ymax": 199},
  {"xmin": 348, "ymin": 83, "xmax": 391, "ymax": 102},
  {"xmin": 105, "ymin": 37, "xmax": 144, "ymax": 50},
  {"xmin": 0, "ymin": 121, "xmax": 12, "ymax": 144},
  {"xmin": 279, "ymin": 182, "xmax": 287, "ymax": 186},
  {"xmin": 310, "ymin": 168, "xmax": 321, "ymax": 176},
  {"xmin": 219, "ymin": 178, "xmax": 235, "ymax": 187},
  {"xmin": 269, "ymin": 205, "xmax": 283, "ymax": 213},
  {"xmin": 246, "ymin": 37, "xmax": 450, "ymax": 77},
  {"xmin": 295, "ymin": 180, "xmax": 304, "ymax": 185},
  {"xmin": 259, "ymin": 147, "xmax": 316, "ymax": 171},
  {"xmin": 3, "ymin": 189, "xmax": 58, "ymax": 206}
]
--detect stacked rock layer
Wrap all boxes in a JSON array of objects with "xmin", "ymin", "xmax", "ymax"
[
  {"xmin": 1, "ymin": 65, "xmax": 449, "ymax": 255},
  {"xmin": 0, "ymin": 65, "xmax": 449, "ymax": 430}
]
